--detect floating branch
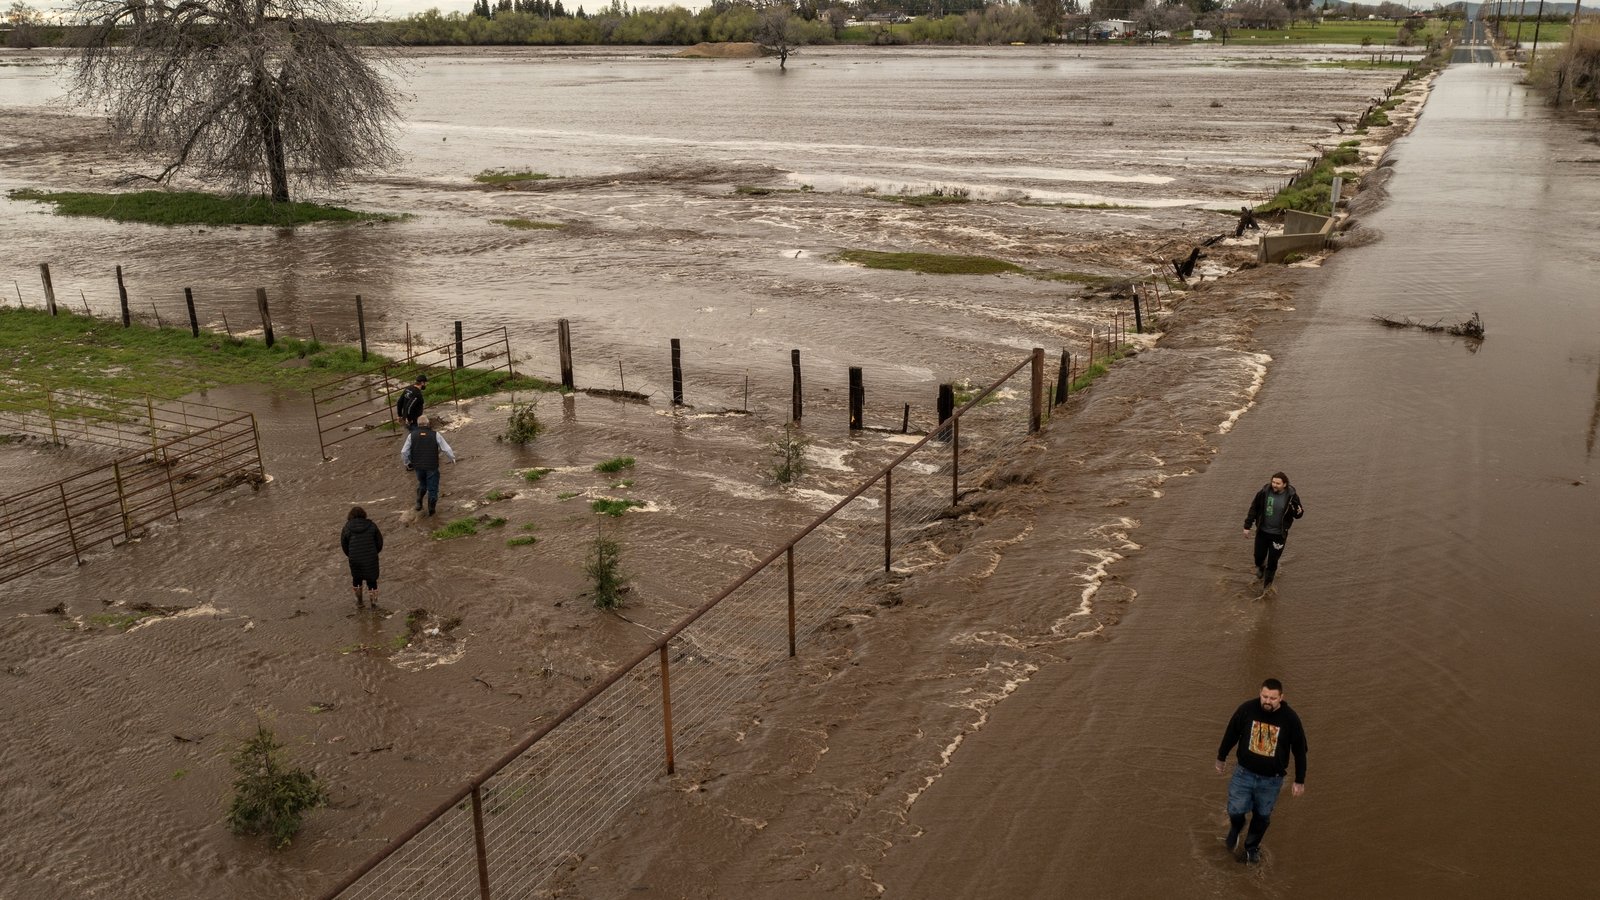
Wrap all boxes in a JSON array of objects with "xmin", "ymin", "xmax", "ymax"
[{"xmin": 1372, "ymin": 311, "xmax": 1484, "ymax": 340}]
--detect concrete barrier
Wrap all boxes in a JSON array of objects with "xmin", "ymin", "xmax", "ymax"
[{"xmin": 1258, "ymin": 210, "xmax": 1336, "ymax": 263}]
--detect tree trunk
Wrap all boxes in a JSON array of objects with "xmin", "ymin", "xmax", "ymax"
[{"xmin": 257, "ymin": 70, "xmax": 290, "ymax": 203}]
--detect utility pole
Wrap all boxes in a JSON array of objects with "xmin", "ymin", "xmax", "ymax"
[{"xmin": 1530, "ymin": 0, "xmax": 1545, "ymax": 64}]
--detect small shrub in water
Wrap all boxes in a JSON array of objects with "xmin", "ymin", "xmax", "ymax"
[
  {"xmin": 586, "ymin": 533, "xmax": 627, "ymax": 610},
  {"xmin": 507, "ymin": 535, "xmax": 538, "ymax": 547},
  {"xmin": 773, "ymin": 425, "xmax": 808, "ymax": 484},
  {"xmin": 500, "ymin": 401, "xmax": 543, "ymax": 445},
  {"xmin": 431, "ymin": 517, "xmax": 480, "ymax": 540},
  {"xmin": 522, "ymin": 467, "xmax": 554, "ymax": 483},
  {"xmin": 591, "ymin": 498, "xmax": 644, "ymax": 517},
  {"xmin": 225, "ymin": 724, "xmax": 327, "ymax": 850}
]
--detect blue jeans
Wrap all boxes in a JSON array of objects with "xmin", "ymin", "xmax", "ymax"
[
  {"xmin": 414, "ymin": 467, "xmax": 441, "ymax": 504},
  {"xmin": 1226, "ymin": 766, "xmax": 1283, "ymax": 818}
]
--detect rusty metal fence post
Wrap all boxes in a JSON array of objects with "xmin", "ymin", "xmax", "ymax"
[
  {"xmin": 659, "ymin": 645, "xmax": 676, "ymax": 775},
  {"xmin": 951, "ymin": 417, "xmax": 960, "ymax": 506},
  {"xmin": 111, "ymin": 460, "xmax": 133, "ymax": 542},
  {"xmin": 1030, "ymin": 347, "xmax": 1044, "ymax": 434},
  {"xmin": 883, "ymin": 470, "xmax": 892, "ymax": 572},
  {"xmin": 470, "ymin": 787, "xmax": 492, "ymax": 900},
  {"xmin": 786, "ymin": 546, "xmax": 796, "ymax": 657}
]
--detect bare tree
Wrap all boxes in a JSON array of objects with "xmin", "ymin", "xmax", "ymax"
[
  {"xmin": 66, "ymin": 0, "xmax": 403, "ymax": 203},
  {"xmin": 754, "ymin": 3, "xmax": 799, "ymax": 69},
  {"xmin": 5, "ymin": 2, "xmax": 43, "ymax": 48}
]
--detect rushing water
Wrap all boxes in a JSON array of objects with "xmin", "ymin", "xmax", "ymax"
[{"xmin": 1, "ymin": 45, "xmax": 1491, "ymax": 899}]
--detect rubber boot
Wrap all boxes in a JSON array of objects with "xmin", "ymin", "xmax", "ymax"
[
  {"xmin": 414, "ymin": 486, "xmax": 424, "ymax": 511},
  {"xmin": 427, "ymin": 498, "xmax": 436, "ymax": 517},
  {"xmin": 1242, "ymin": 814, "xmax": 1271, "ymax": 863},
  {"xmin": 1225, "ymin": 813, "xmax": 1247, "ymax": 853},
  {"xmin": 353, "ymin": 585, "xmax": 364, "ymax": 610},
  {"xmin": 367, "ymin": 588, "xmax": 378, "ymax": 610}
]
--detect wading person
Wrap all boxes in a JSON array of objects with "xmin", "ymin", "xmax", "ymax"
[
  {"xmin": 396, "ymin": 374, "xmax": 427, "ymax": 430},
  {"xmin": 1214, "ymin": 678, "xmax": 1308, "ymax": 864},
  {"xmin": 1242, "ymin": 471, "xmax": 1304, "ymax": 588},
  {"xmin": 401, "ymin": 415, "xmax": 456, "ymax": 517},
  {"xmin": 340, "ymin": 506, "xmax": 383, "ymax": 610}
]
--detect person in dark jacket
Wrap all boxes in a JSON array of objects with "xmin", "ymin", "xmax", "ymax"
[
  {"xmin": 340, "ymin": 506, "xmax": 383, "ymax": 609},
  {"xmin": 396, "ymin": 374, "xmax": 427, "ymax": 430},
  {"xmin": 400, "ymin": 415, "xmax": 457, "ymax": 517},
  {"xmin": 1215, "ymin": 678, "xmax": 1308, "ymax": 864},
  {"xmin": 1242, "ymin": 471, "xmax": 1304, "ymax": 588}
]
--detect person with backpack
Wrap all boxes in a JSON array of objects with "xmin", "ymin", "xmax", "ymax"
[
  {"xmin": 396, "ymin": 374, "xmax": 427, "ymax": 430},
  {"xmin": 400, "ymin": 415, "xmax": 457, "ymax": 517},
  {"xmin": 1242, "ymin": 471, "xmax": 1304, "ymax": 589},
  {"xmin": 340, "ymin": 506, "xmax": 383, "ymax": 610}
]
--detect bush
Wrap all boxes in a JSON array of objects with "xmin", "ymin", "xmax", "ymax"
[
  {"xmin": 586, "ymin": 534, "xmax": 627, "ymax": 610},
  {"xmin": 594, "ymin": 455, "xmax": 635, "ymax": 473},
  {"xmin": 225, "ymin": 724, "xmax": 326, "ymax": 850},
  {"xmin": 773, "ymin": 425, "xmax": 807, "ymax": 484},
  {"xmin": 500, "ymin": 401, "xmax": 543, "ymax": 444}
]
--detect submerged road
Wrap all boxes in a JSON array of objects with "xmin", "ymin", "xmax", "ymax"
[{"xmin": 875, "ymin": 62, "xmax": 1600, "ymax": 898}]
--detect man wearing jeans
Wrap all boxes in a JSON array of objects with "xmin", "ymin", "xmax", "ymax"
[
  {"xmin": 1214, "ymin": 678, "xmax": 1308, "ymax": 864},
  {"xmin": 400, "ymin": 415, "xmax": 456, "ymax": 517}
]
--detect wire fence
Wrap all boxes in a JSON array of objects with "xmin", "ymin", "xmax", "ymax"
[
  {"xmin": 311, "ymin": 327, "xmax": 518, "ymax": 459},
  {"xmin": 0, "ymin": 402, "xmax": 264, "ymax": 586},
  {"xmin": 320, "ymin": 350, "xmax": 1046, "ymax": 900}
]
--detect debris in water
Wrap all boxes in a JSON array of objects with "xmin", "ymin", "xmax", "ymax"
[{"xmin": 1372, "ymin": 311, "xmax": 1485, "ymax": 340}]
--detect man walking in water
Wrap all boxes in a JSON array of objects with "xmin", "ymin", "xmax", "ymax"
[
  {"xmin": 401, "ymin": 415, "xmax": 456, "ymax": 517},
  {"xmin": 396, "ymin": 374, "xmax": 427, "ymax": 430},
  {"xmin": 1242, "ymin": 471, "xmax": 1304, "ymax": 588},
  {"xmin": 1215, "ymin": 678, "xmax": 1308, "ymax": 864}
]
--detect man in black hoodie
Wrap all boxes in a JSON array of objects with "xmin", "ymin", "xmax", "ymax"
[
  {"xmin": 1242, "ymin": 471, "xmax": 1304, "ymax": 588},
  {"xmin": 396, "ymin": 374, "xmax": 427, "ymax": 431},
  {"xmin": 1215, "ymin": 678, "xmax": 1308, "ymax": 864}
]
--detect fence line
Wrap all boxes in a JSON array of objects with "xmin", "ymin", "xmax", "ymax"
[
  {"xmin": 320, "ymin": 349, "xmax": 1045, "ymax": 899},
  {"xmin": 0, "ymin": 410, "xmax": 265, "ymax": 586},
  {"xmin": 310, "ymin": 326, "xmax": 517, "ymax": 459},
  {"xmin": 0, "ymin": 389, "xmax": 255, "ymax": 458}
]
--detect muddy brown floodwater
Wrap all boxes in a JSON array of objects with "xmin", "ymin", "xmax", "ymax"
[{"xmin": 0, "ymin": 45, "xmax": 1467, "ymax": 899}]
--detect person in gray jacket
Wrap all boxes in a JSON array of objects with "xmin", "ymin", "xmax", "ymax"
[
  {"xmin": 340, "ymin": 506, "xmax": 383, "ymax": 609},
  {"xmin": 401, "ymin": 415, "xmax": 457, "ymax": 517},
  {"xmin": 1242, "ymin": 471, "xmax": 1304, "ymax": 588}
]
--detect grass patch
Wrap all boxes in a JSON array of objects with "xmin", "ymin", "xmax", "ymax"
[
  {"xmin": 1227, "ymin": 21, "xmax": 1435, "ymax": 45},
  {"xmin": 506, "ymin": 534, "xmax": 538, "ymax": 547},
  {"xmin": 430, "ymin": 517, "xmax": 480, "ymax": 540},
  {"xmin": 8, "ymin": 189, "xmax": 402, "ymax": 227},
  {"xmin": 837, "ymin": 250, "xmax": 1024, "ymax": 276},
  {"xmin": 1019, "ymin": 200, "xmax": 1137, "ymax": 210},
  {"xmin": 556, "ymin": 491, "xmax": 581, "ymax": 501},
  {"xmin": 1036, "ymin": 271, "xmax": 1116, "ymax": 285},
  {"xmin": 593, "ymin": 456, "xmax": 636, "ymax": 473},
  {"xmin": 520, "ymin": 522, "xmax": 539, "ymax": 531},
  {"xmin": 1068, "ymin": 345, "xmax": 1135, "ymax": 393},
  {"xmin": 1255, "ymin": 144, "xmax": 1362, "ymax": 216},
  {"xmin": 521, "ymin": 467, "xmax": 555, "ymax": 483},
  {"xmin": 474, "ymin": 169, "xmax": 552, "ymax": 185},
  {"xmin": 591, "ymin": 498, "xmax": 645, "ymax": 517},
  {"xmin": 609, "ymin": 479, "xmax": 633, "ymax": 489},
  {"xmin": 0, "ymin": 307, "xmax": 558, "ymax": 407},
  {"xmin": 485, "ymin": 516, "xmax": 508, "ymax": 528},
  {"xmin": 734, "ymin": 184, "xmax": 812, "ymax": 196},
  {"xmin": 484, "ymin": 489, "xmax": 513, "ymax": 502},
  {"xmin": 90, "ymin": 611, "xmax": 157, "ymax": 630},
  {"xmin": 491, "ymin": 218, "xmax": 564, "ymax": 230}
]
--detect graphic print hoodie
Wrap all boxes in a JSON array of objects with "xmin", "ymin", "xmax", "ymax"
[{"xmin": 1217, "ymin": 699, "xmax": 1308, "ymax": 784}]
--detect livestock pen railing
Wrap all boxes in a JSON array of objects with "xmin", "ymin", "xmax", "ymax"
[
  {"xmin": 0, "ymin": 389, "xmax": 256, "ymax": 457},
  {"xmin": 0, "ymin": 412, "xmax": 264, "ymax": 586},
  {"xmin": 310, "ymin": 326, "xmax": 517, "ymax": 460},
  {"xmin": 321, "ymin": 349, "xmax": 1050, "ymax": 900}
]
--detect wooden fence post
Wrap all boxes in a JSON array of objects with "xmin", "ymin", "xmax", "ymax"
[
  {"xmin": 455, "ymin": 320, "xmax": 464, "ymax": 369},
  {"xmin": 1030, "ymin": 347, "xmax": 1044, "ymax": 434},
  {"xmin": 255, "ymin": 287, "xmax": 275, "ymax": 348},
  {"xmin": 670, "ymin": 338, "xmax": 684, "ymax": 407},
  {"xmin": 1056, "ymin": 351, "xmax": 1070, "ymax": 407},
  {"xmin": 185, "ymin": 289, "xmax": 199, "ymax": 337},
  {"xmin": 937, "ymin": 383, "xmax": 954, "ymax": 440},
  {"xmin": 848, "ymin": 366, "xmax": 864, "ymax": 431},
  {"xmin": 557, "ymin": 318, "xmax": 574, "ymax": 390},
  {"xmin": 116, "ymin": 265, "xmax": 131, "ymax": 327},
  {"xmin": 790, "ymin": 349, "xmax": 802, "ymax": 424},
  {"xmin": 39, "ymin": 264, "xmax": 57, "ymax": 316},
  {"xmin": 1133, "ymin": 291, "xmax": 1144, "ymax": 334},
  {"xmin": 355, "ymin": 295, "xmax": 368, "ymax": 362}
]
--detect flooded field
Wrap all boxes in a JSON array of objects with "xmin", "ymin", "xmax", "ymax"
[{"xmin": 0, "ymin": 45, "xmax": 1439, "ymax": 898}]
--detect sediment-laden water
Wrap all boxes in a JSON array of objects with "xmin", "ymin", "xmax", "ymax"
[{"xmin": 0, "ymin": 45, "xmax": 1455, "ymax": 898}]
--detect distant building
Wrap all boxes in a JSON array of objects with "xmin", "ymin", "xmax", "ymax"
[
  {"xmin": 1092, "ymin": 18, "xmax": 1136, "ymax": 38},
  {"xmin": 1192, "ymin": 28, "xmax": 1214, "ymax": 40}
]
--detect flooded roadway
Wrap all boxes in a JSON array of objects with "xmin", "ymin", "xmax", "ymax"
[{"xmin": 557, "ymin": 59, "xmax": 1600, "ymax": 900}]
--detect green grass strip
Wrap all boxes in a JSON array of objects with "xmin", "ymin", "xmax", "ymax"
[
  {"xmin": 593, "ymin": 456, "xmax": 636, "ymax": 473},
  {"xmin": 430, "ymin": 517, "xmax": 480, "ymax": 540},
  {"xmin": 591, "ymin": 498, "xmax": 645, "ymax": 517},
  {"xmin": 492, "ymin": 218, "xmax": 563, "ymax": 230},
  {"xmin": 474, "ymin": 170, "xmax": 552, "ymax": 185},
  {"xmin": 837, "ymin": 250, "xmax": 1024, "ymax": 276},
  {"xmin": 8, "ymin": 189, "xmax": 402, "ymax": 227}
]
